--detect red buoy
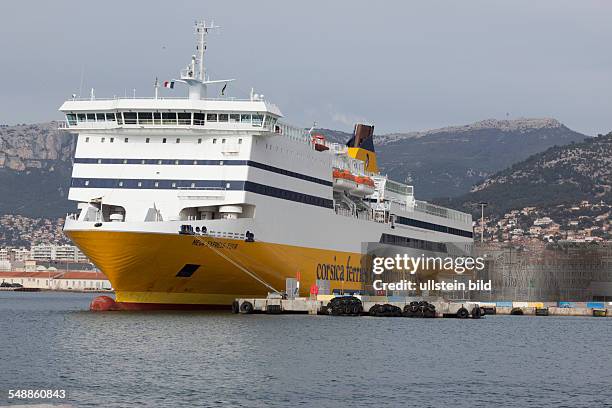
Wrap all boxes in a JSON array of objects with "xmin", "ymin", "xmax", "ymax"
[{"xmin": 89, "ymin": 295, "xmax": 118, "ymax": 311}]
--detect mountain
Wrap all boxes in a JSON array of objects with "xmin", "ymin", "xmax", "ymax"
[
  {"xmin": 442, "ymin": 131, "xmax": 612, "ymax": 217},
  {"xmin": 376, "ymin": 118, "xmax": 587, "ymax": 199},
  {"xmin": 0, "ymin": 122, "xmax": 75, "ymax": 217}
]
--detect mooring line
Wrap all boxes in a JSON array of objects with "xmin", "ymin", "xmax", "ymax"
[{"xmin": 194, "ymin": 235, "xmax": 281, "ymax": 294}]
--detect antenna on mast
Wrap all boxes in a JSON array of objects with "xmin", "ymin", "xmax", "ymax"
[
  {"xmin": 194, "ymin": 19, "xmax": 218, "ymax": 81},
  {"xmin": 174, "ymin": 19, "xmax": 235, "ymax": 100}
]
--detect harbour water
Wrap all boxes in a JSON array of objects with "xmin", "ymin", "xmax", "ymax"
[{"xmin": 1, "ymin": 292, "xmax": 611, "ymax": 407}]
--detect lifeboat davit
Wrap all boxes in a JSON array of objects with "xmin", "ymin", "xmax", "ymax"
[
  {"xmin": 352, "ymin": 176, "xmax": 376, "ymax": 197},
  {"xmin": 333, "ymin": 168, "xmax": 357, "ymax": 192}
]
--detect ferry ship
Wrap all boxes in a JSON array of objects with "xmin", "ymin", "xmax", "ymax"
[{"xmin": 60, "ymin": 20, "xmax": 474, "ymax": 309}]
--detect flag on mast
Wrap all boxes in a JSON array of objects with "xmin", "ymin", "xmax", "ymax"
[{"xmin": 163, "ymin": 80, "xmax": 175, "ymax": 89}]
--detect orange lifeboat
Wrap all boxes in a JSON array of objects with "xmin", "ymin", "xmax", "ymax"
[
  {"xmin": 332, "ymin": 168, "xmax": 358, "ymax": 192},
  {"xmin": 353, "ymin": 176, "xmax": 376, "ymax": 196}
]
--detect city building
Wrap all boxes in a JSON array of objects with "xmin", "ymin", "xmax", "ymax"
[
  {"xmin": 30, "ymin": 244, "xmax": 89, "ymax": 263},
  {"xmin": 0, "ymin": 271, "xmax": 111, "ymax": 291}
]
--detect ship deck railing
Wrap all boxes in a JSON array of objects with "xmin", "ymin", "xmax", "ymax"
[
  {"xmin": 334, "ymin": 200, "xmax": 471, "ymax": 225},
  {"xmin": 66, "ymin": 96, "xmax": 257, "ymax": 102},
  {"xmin": 414, "ymin": 200, "xmax": 472, "ymax": 224}
]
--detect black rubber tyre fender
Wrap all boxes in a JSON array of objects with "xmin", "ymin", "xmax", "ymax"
[
  {"xmin": 480, "ymin": 307, "xmax": 487, "ymax": 316},
  {"xmin": 369, "ymin": 304, "xmax": 381, "ymax": 316},
  {"xmin": 471, "ymin": 306, "xmax": 482, "ymax": 319},
  {"xmin": 231, "ymin": 300, "xmax": 239, "ymax": 314},
  {"xmin": 510, "ymin": 307, "xmax": 524, "ymax": 316},
  {"xmin": 240, "ymin": 301, "xmax": 254, "ymax": 314},
  {"xmin": 456, "ymin": 307, "xmax": 469, "ymax": 319}
]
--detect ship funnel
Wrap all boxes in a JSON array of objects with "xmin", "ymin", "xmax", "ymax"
[{"xmin": 346, "ymin": 123, "xmax": 378, "ymax": 173}]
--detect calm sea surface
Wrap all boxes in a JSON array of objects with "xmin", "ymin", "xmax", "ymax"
[{"xmin": 0, "ymin": 292, "xmax": 611, "ymax": 407}]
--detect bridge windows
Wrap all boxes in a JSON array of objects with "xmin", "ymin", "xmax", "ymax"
[
  {"xmin": 252, "ymin": 114, "xmax": 263, "ymax": 127},
  {"xmin": 162, "ymin": 112, "xmax": 177, "ymax": 125},
  {"xmin": 194, "ymin": 113, "xmax": 205, "ymax": 126},
  {"xmin": 138, "ymin": 112, "xmax": 153, "ymax": 125},
  {"xmin": 123, "ymin": 112, "xmax": 137, "ymax": 125},
  {"xmin": 177, "ymin": 113, "xmax": 191, "ymax": 125},
  {"xmin": 68, "ymin": 110, "xmax": 279, "ymax": 129}
]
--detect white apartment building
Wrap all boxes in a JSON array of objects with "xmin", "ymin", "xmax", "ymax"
[{"xmin": 30, "ymin": 245, "xmax": 89, "ymax": 263}]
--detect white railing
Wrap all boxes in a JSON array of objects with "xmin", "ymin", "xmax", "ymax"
[
  {"xmin": 66, "ymin": 96, "xmax": 255, "ymax": 102},
  {"xmin": 276, "ymin": 122, "xmax": 310, "ymax": 140},
  {"xmin": 414, "ymin": 200, "xmax": 472, "ymax": 224}
]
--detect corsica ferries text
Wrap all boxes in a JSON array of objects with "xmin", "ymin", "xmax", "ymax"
[{"xmin": 316, "ymin": 256, "xmax": 367, "ymax": 282}]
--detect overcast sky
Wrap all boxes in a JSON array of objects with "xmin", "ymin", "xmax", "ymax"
[{"xmin": 1, "ymin": 0, "xmax": 611, "ymax": 135}]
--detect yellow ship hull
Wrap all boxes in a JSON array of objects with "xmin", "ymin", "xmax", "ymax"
[{"xmin": 67, "ymin": 230, "xmax": 367, "ymax": 308}]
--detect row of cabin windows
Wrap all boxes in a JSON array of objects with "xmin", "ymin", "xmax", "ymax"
[
  {"xmin": 84, "ymin": 136, "xmax": 242, "ymax": 145},
  {"xmin": 66, "ymin": 112, "xmax": 271, "ymax": 127}
]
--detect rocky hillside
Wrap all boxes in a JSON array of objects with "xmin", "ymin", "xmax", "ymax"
[
  {"xmin": 0, "ymin": 122, "xmax": 74, "ymax": 170},
  {"xmin": 0, "ymin": 122, "xmax": 75, "ymax": 217},
  {"xmin": 319, "ymin": 118, "xmax": 587, "ymax": 199},
  {"xmin": 443, "ymin": 132, "xmax": 612, "ymax": 217}
]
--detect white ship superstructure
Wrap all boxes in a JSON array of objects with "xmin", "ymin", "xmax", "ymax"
[{"xmin": 60, "ymin": 20, "xmax": 473, "ymax": 308}]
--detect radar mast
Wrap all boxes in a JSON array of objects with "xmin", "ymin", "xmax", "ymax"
[{"xmin": 176, "ymin": 19, "xmax": 234, "ymax": 100}]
